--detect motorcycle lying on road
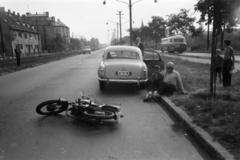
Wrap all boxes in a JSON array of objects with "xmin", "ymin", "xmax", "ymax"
[{"xmin": 36, "ymin": 91, "xmax": 124, "ymax": 123}]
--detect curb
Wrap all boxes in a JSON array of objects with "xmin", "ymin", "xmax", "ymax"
[{"xmin": 159, "ymin": 96, "xmax": 236, "ymax": 160}]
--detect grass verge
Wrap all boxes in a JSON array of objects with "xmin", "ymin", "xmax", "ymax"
[
  {"xmin": 0, "ymin": 51, "xmax": 80, "ymax": 76},
  {"xmin": 162, "ymin": 56, "xmax": 240, "ymax": 160}
]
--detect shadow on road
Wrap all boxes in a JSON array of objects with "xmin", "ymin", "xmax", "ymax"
[{"xmin": 34, "ymin": 114, "xmax": 121, "ymax": 136}]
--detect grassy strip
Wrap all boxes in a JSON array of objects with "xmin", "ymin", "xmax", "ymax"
[
  {"xmin": 0, "ymin": 51, "xmax": 79, "ymax": 76},
  {"xmin": 161, "ymin": 56, "xmax": 240, "ymax": 159}
]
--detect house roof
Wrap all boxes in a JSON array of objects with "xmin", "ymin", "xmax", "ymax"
[
  {"xmin": 54, "ymin": 20, "xmax": 69, "ymax": 28},
  {"xmin": 1, "ymin": 12, "xmax": 38, "ymax": 34}
]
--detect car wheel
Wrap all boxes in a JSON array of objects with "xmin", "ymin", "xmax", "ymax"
[{"xmin": 99, "ymin": 81, "xmax": 106, "ymax": 90}]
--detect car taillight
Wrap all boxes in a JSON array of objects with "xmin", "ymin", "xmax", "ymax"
[{"xmin": 143, "ymin": 70, "xmax": 147, "ymax": 79}]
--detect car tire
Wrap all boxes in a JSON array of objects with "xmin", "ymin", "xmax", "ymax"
[{"xmin": 99, "ymin": 81, "xmax": 106, "ymax": 90}]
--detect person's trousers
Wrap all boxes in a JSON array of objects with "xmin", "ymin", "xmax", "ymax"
[
  {"xmin": 146, "ymin": 80, "xmax": 158, "ymax": 92},
  {"xmin": 157, "ymin": 81, "xmax": 176, "ymax": 95},
  {"xmin": 16, "ymin": 56, "xmax": 21, "ymax": 66},
  {"xmin": 222, "ymin": 59, "xmax": 233, "ymax": 87}
]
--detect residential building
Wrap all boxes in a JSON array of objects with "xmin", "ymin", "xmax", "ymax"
[
  {"xmin": 54, "ymin": 19, "xmax": 70, "ymax": 44},
  {"xmin": 23, "ymin": 12, "xmax": 70, "ymax": 52},
  {"xmin": 22, "ymin": 12, "xmax": 55, "ymax": 52},
  {"xmin": 0, "ymin": 7, "xmax": 42, "ymax": 58}
]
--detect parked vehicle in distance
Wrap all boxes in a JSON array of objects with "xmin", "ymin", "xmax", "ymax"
[
  {"xmin": 83, "ymin": 46, "xmax": 91, "ymax": 54},
  {"xmin": 160, "ymin": 35, "xmax": 187, "ymax": 53},
  {"xmin": 97, "ymin": 46, "xmax": 148, "ymax": 90}
]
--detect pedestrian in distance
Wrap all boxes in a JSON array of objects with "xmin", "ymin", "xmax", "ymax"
[
  {"xmin": 143, "ymin": 65, "xmax": 164, "ymax": 102},
  {"xmin": 15, "ymin": 45, "xmax": 21, "ymax": 67},
  {"xmin": 222, "ymin": 39, "xmax": 235, "ymax": 87},
  {"xmin": 214, "ymin": 49, "xmax": 223, "ymax": 86},
  {"xmin": 136, "ymin": 36, "xmax": 144, "ymax": 57}
]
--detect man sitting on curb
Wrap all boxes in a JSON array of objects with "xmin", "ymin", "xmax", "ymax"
[
  {"xmin": 143, "ymin": 65, "xmax": 164, "ymax": 101},
  {"xmin": 143, "ymin": 62, "xmax": 188, "ymax": 102}
]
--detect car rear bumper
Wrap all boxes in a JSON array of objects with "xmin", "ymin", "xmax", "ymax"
[{"xmin": 98, "ymin": 78, "xmax": 147, "ymax": 84}]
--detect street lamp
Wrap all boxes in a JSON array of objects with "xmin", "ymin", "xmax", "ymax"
[{"xmin": 103, "ymin": 0, "xmax": 157, "ymax": 46}]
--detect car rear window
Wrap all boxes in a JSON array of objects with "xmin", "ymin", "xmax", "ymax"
[{"xmin": 106, "ymin": 51, "xmax": 140, "ymax": 60}]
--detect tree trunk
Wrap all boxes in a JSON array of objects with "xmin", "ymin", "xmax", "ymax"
[
  {"xmin": 210, "ymin": 1, "xmax": 217, "ymax": 98},
  {"xmin": 220, "ymin": 24, "xmax": 225, "ymax": 50},
  {"xmin": 207, "ymin": 8, "xmax": 210, "ymax": 51}
]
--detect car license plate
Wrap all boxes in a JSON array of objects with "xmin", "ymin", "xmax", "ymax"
[{"xmin": 117, "ymin": 71, "xmax": 129, "ymax": 76}]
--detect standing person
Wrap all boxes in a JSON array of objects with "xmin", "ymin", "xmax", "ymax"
[
  {"xmin": 136, "ymin": 37, "xmax": 144, "ymax": 57},
  {"xmin": 214, "ymin": 49, "xmax": 223, "ymax": 86},
  {"xmin": 222, "ymin": 39, "xmax": 235, "ymax": 87},
  {"xmin": 143, "ymin": 65, "xmax": 164, "ymax": 102},
  {"xmin": 14, "ymin": 45, "xmax": 21, "ymax": 67}
]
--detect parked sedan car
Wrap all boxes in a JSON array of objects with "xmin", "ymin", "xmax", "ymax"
[
  {"xmin": 98, "ymin": 46, "xmax": 148, "ymax": 90},
  {"xmin": 83, "ymin": 46, "xmax": 91, "ymax": 54}
]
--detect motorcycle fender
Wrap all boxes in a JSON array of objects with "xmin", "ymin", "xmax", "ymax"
[{"xmin": 102, "ymin": 105, "xmax": 121, "ymax": 112}]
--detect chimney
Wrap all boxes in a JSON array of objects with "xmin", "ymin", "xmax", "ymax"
[
  {"xmin": 52, "ymin": 16, "xmax": 55, "ymax": 22},
  {"xmin": 58, "ymin": 19, "xmax": 60, "ymax": 22},
  {"xmin": 36, "ymin": 12, "xmax": 38, "ymax": 15},
  {"xmin": 0, "ymin": 7, "xmax": 5, "ymax": 14},
  {"xmin": 46, "ymin": 12, "xmax": 49, "ymax": 17},
  {"xmin": 8, "ymin": 9, "xmax": 11, "ymax": 14},
  {"xmin": 22, "ymin": 14, "xmax": 26, "ymax": 20},
  {"xmin": 13, "ymin": 11, "xmax": 15, "ymax": 15},
  {"xmin": 17, "ymin": 13, "xmax": 20, "ymax": 19}
]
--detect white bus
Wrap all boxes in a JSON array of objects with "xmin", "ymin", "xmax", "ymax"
[{"xmin": 160, "ymin": 35, "xmax": 187, "ymax": 53}]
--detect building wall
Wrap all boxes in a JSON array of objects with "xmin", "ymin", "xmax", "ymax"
[
  {"xmin": 11, "ymin": 30, "xmax": 41, "ymax": 56},
  {"xmin": 0, "ymin": 8, "xmax": 42, "ymax": 57},
  {"xmin": 23, "ymin": 13, "xmax": 55, "ymax": 52}
]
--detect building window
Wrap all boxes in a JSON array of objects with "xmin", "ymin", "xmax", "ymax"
[
  {"xmin": 29, "ymin": 34, "xmax": 32, "ymax": 39},
  {"xmin": 25, "ymin": 33, "xmax": 28, "ymax": 39},
  {"xmin": 19, "ymin": 32, "xmax": 22, "ymax": 38},
  {"xmin": 19, "ymin": 44, "xmax": 23, "ymax": 49}
]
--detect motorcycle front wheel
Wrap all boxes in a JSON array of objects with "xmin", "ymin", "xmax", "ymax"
[
  {"xmin": 83, "ymin": 110, "xmax": 115, "ymax": 120},
  {"xmin": 36, "ymin": 100, "xmax": 67, "ymax": 115}
]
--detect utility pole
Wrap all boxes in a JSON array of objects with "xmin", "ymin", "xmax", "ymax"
[
  {"xmin": 129, "ymin": 0, "xmax": 133, "ymax": 46},
  {"xmin": 117, "ymin": 11, "xmax": 123, "ymax": 43},
  {"xmin": 0, "ymin": 15, "xmax": 5, "ymax": 59}
]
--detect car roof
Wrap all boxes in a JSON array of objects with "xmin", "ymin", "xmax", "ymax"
[{"xmin": 105, "ymin": 45, "xmax": 141, "ymax": 53}]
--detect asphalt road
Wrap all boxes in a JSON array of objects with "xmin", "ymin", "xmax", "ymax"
[{"xmin": 0, "ymin": 49, "xmax": 213, "ymax": 160}]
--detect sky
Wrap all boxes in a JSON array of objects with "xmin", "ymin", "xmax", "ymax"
[{"xmin": 1, "ymin": 0, "xmax": 200, "ymax": 44}]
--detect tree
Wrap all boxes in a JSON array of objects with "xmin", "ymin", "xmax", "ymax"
[
  {"xmin": 49, "ymin": 33, "xmax": 67, "ymax": 52},
  {"xmin": 195, "ymin": 0, "xmax": 240, "ymax": 98},
  {"xmin": 195, "ymin": 0, "xmax": 240, "ymax": 50},
  {"xmin": 148, "ymin": 16, "xmax": 167, "ymax": 49},
  {"xmin": 189, "ymin": 24, "xmax": 205, "ymax": 48},
  {"xmin": 167, "ymin": 9, "xmax": 196, "ymax": 36}
]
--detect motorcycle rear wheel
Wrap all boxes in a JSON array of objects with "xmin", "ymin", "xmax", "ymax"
[
  {"xmin": 36, "ymin": 100, "xmax": 66, "ymax": 115},
  {"xmin": 83, "ymin": 110, "xmax": 115, "ymax": 120}
]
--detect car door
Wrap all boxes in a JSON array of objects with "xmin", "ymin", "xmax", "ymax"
[{"xmin": 143, "ymin": 50, "xmax": 165, "ymax": 77}]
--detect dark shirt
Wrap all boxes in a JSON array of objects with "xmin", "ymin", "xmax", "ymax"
[
  {"xmin": 15, "ymin": 48, "xmax": 21, "ymax": 57},
  {"xmin": 138, "ymin": 42, "xmax": 144, "ymax": 56},
  {"xmin": 215, "ymin": 55, "xmax": 223, "ymax": 68}
]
